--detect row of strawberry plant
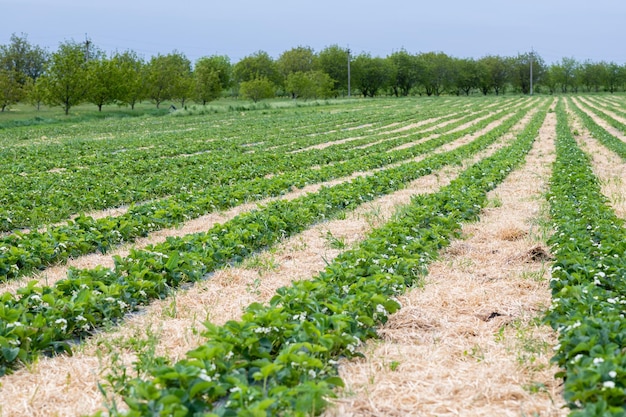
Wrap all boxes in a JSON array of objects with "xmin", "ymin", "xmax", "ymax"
[
  {"xmin": 569, "ymin": 99, "xmax": 626, "ymax": 159},
  {"xmin": 1, "ymin": 97, "xmax": 480, "ymax": 175},
  {"xmin": 546, "ymin": 101, "xmax": 626, "ymax": 416},
  {"xmin": 581, "ymin": 96, "xmax": 626, "ymax": 124},
  {"xmin": 0, "ymin": 99, "xmax": 515, "ymax": 231},
  {"xmin": 0, "ymin": 102, "xmax": 544, "ymax": 376},
  {"xmin": 7, "ymin": 96, "xmax": 516, "ymax": 226},
  {"xmin": 0, "ymin": 101, "xmax": 531, "ymax": 281},
  {"xmin": 99, "ymin": 99, "xmax": 547, "ymax": 417}
]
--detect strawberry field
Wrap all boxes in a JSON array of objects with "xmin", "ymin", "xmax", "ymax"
[{"xmin": 1, "ymin": 95, "xmax": 626, "ymax": 416}]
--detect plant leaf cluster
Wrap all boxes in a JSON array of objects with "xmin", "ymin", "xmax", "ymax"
[{"xmin": 546, "ymin": 101, "xmax": 626, "ymax": 415}]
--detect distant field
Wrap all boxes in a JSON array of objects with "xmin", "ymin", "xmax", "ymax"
[{"xmin": 1, "ymin": 96, "xmax": 626, "ymax": 416}]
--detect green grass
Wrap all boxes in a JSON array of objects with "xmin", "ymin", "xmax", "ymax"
[
  {"xmin": 0, "ymin": 101, "xmax": 171, "ymax": 129},
  {"xmin": 0, "ymin": 96, "xmax": 361, "ymax": 129}
]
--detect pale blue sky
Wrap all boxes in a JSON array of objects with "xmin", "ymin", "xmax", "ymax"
[{"xmin": 2, "ymin": 0, "xmax": 625, "ymax": 64}]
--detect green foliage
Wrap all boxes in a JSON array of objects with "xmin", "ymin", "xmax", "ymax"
[
  {"xmin": 22, "ymin": 77, "xmax": 45, "ymax": 110},
  {"xmin": 415, "ymin": 52, "xmax": 456, "ymax": 96},
  {"xmin": 193, "ymin": 56, "xmax": 231, "ymax": 104},
  {"xmin": 318, "ymin": 45, "xmax": 349, "ymax": 96},
  {"xmin": 239, "ymin": 77, "xmax": 275, "ymax": 102},
  {"xmin": 197, "ymin": 55, "xmax": 232, "ymax": 91},
  {"xmin": 477, "ymin": 55, "xmax": 509, "ymax": 95},
  {"xmin": 193, "ymin": 58, "xmax": 222, "ymax": 104},
  {"xmin": 5, "ymin": 32, "xmax": 626, "ymax": 116},
  {"xmin": 569, "ymin": 98, "xmax": 626, "ymax": 160},
  {"xmin": 277, "ymin": 46, "xmax": 318, "ymax": 79},
  {"xmin": 38, "ymin": 41, "xmax": 90, "ymax": 115},
  {"xmin": 0, "ymin": 32, "xmax": 48, "ymax": 85},
  {"xmin": 145, "ymin": 51, "xmax": 192, "ymax": 108},
  {"xmin": 0, "ymin": 69, "xmax": 23, "ymax": 111},
  {"xmin": 233, "ymin": 51, "xmax": 280, "ymax": 85},
  {"xmin": 388, "ymin": 49, "xmax": 420, "ymax": 97},
  {"xmin": 86, "ymin": 55, "xmax": 122, "ymax": 111},
  {"xmin": 285, "ymin": 70, "xmax": 333, "ymax": 100},
  {"xmin": 509, "ymin": 52, "xmax": 546, "ymax": 95},
  {"xmin": 112, "ymin": 50, "xmax": 145, "ymax": 110},
  {"xmin": 454, "ymin": 58, "xmax": 481, "ymax": 96},
  {"xmin": 545, "ymin": 100, "xmax": 626, "ymax": 414},
  {"xmin": 351, "ymin": 54, "xmax": 393, "ymax": 97}
]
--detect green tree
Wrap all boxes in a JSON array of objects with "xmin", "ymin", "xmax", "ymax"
[
  {"xmin": 23, "ymin": 77, "xmax": 45, "ymax": 110},
  {"xmin": 277, "ymin": 46, "xmax": 318, "ymax": 79},
  {"xmin": 602, "ymin": 61, "xmax": 622, "ymax": 93},
  {"xmin": 193, "ymin": 57, "xmax": 222, "ymax": 104},
  {"xmin": 0, "ymin": 69, "xmax": 22, "ymax": 111},
  {"xmin": 352, "ymin": 54, "xmax": 393, "ymax": 97},
  {"xmin": 388, "ymin": 49, "xmax": 419, "ymax": 96},
  {"xmin": 176, "ymin": 71, "xmax": 194, "ymax": 108},
  {"xmin": 233, "ymin": 51, "xmax": 280, "ymax": 85},
  {"xmin": 551, "ymin": 57, "xmax": 579, "ymax": 93},
  {"xmin": 477, "ymin": 55, "xmax": 509, "ymax": 95},
  {"xmin": 113, "ymin": 50, "xmax": 145, "ymax": 109},
  {"xmin": 285, "ymin": 71, "xmax": 315, "ymax": 99},
  {"xmin": 239, "ymin": 77, "xmax": 275, "ymax": 102},
  {"xmin": 318, "ymin": 45, "xmax": 349, "ymax": 96},
  {"xmin": 196, "ymin": 55, "xmax": 232, "ymax": 91},
  {"xmin": 278, "ymin": 46, "xmax": 319, "ymax": 98},
  {"xmin": 454, "ymin": 58, "xmax": 480, "ymax": 96},
  {"xmin": 145, "ymin": 51, "xmax": 192, "ymax": 108},
  {"xmin": 309, "ymin": 70, "xmax": 334, "ymax": 99},
  {"xmin": 86, "ymin": 55, "xmax": 121, "ymax": 111},
  {"xmin": 581, "ymin": 61, "xmax": 605, "ymax": 92},
  {"xmin": 38, "ymin": 41, "xmax": 90, "ymax": 115},
  {"xmin": 542, "ymin": 65, "xmax": 559, "ymax": 94},
  {"xmin": 0, "ymin": 33, "xmax": 48, "ymax": 86},
  {"xmin": 285, "ymin": 70, "xmax": 333, "ymax": 100},
  {"xmin": 416, "ymin": 52, "xmax": 455, "ymax": 96}
]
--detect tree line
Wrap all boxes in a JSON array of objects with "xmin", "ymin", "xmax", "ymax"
[{"xmin": 2, "ymin": 33, "xmax": 626, "ymax": 114}]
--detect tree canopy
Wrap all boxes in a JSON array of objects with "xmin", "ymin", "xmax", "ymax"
[
  {"xmin": 38, "ymin": 41, "xmax": 90, "ymax": 114},
  {"xmin": 4, "ymin": 32, "xmax": 626, "ymax": 114}
]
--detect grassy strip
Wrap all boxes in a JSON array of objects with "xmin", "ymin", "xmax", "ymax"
[
  {"xmin": 98, "ymin": 98, "xmax": 547, "ymax": 417},
  {"xmin": 546, "ymin": 100, "xmax": 626, "ymax": 416},
  {"xmin": 0, "ymin": 102, "xmax": 543, "ymax": 376},
  {"xmin": 0, "ymin": 103, "xmax": 527, "ymax": 281}
]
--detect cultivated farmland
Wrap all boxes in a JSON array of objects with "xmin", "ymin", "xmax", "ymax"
[{"xmin": 1, "ymin": 95, "xmax": 626, "ymax": 416}]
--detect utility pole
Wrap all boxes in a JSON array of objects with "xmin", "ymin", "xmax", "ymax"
[
  {"xmin": 84, "ymin": 33, "xmax": 92, "ymax": 62},
  {"xmin": 347, "ymin": 46, "xmax": 351, "ymax": 98},
  {"xmin": 529, "ymin": 47, "xmax": 533, "ymax": 96}
]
